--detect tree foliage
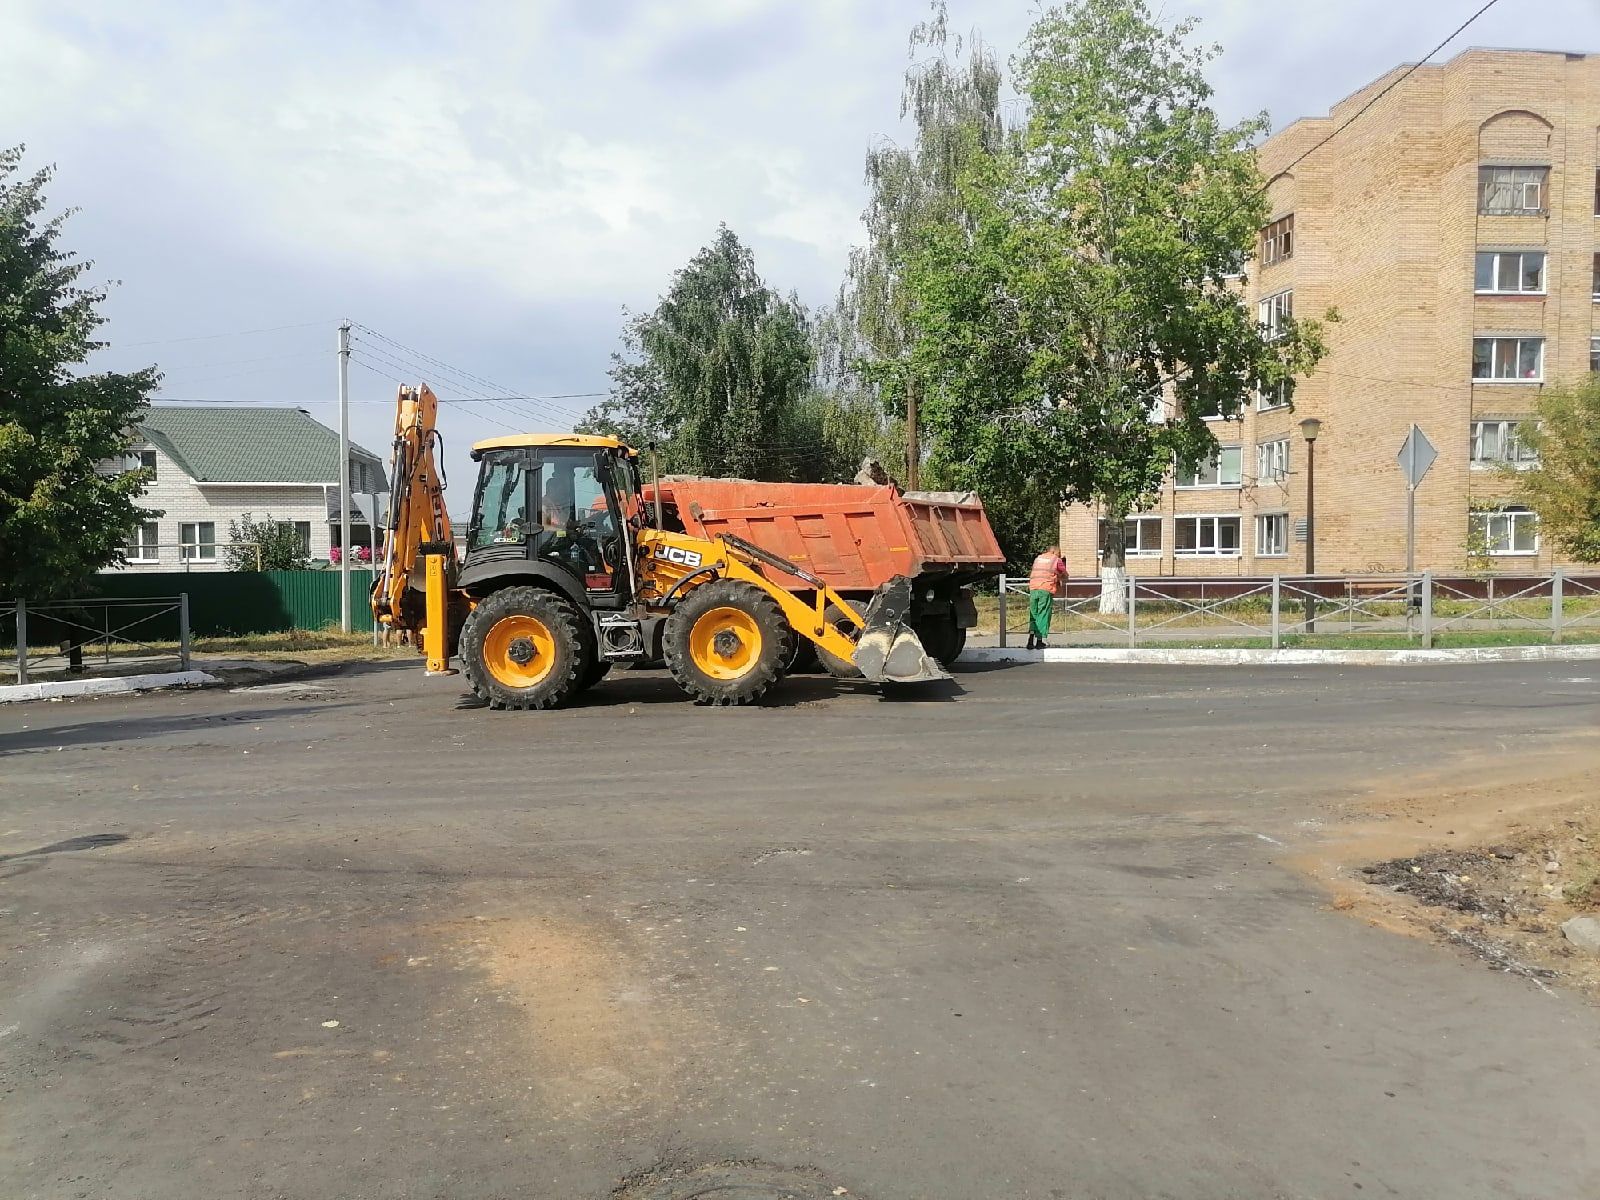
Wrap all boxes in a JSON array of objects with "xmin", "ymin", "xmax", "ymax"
[
  {"xmin": 580, "ymin": 226, "xmax": 812, "ymax": 480},
  {"xmin": 224, "ymin": 513, "xmax": 311, "ymax": 572},
  {"xmin": 1515, "ymin": 376, "xmax": 1600, "ymax": 562},
  {"xmin": 0, "ymin": 146, "xmax": 158, "ymax": 600},
  {"xmin": 901, "ymin": 0, "xmax": 1329, "ymax": 589}
]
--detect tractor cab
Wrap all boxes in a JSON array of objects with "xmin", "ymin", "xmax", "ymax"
[{"xmin": 465, "ymin": 435, "xmax": 644, "ymax": 608}]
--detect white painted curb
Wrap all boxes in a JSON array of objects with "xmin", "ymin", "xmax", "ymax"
[
  {"xmin": 0, "ymin": 670, "xmax": 219, "ymax": 704},
  {"xmin": 965, "ymin": 645, "xmax": 1600, "ymax": 667}
]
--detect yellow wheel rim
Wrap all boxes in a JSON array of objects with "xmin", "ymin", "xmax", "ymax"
[
  {"xmin": 482, "ymin": 614, "xmax": 557, "ymax": 689},
  {"xmin": 688, "ymin": 606, "xmax": 763, "ymax": 681}
]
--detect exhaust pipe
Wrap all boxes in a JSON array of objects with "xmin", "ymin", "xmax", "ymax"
[{"xmin": 851, "ymin": 576, "xmax": 950, "ymax": 685}]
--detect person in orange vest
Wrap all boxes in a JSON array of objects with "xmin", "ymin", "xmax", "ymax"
[{"xmin": 1027, "ymin": 544, "xmax": 1068, "ymax": 650}]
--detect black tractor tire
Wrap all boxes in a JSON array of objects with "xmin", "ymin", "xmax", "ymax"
[
  {"xmin": 785, "ymin": 634, "xmax": 821, "ymax": 675},
  {"xmin": 815, "ymin": 602, "xmax": 863, "ymax": 679},
  {"xmin": 460, "ymin": 586, "xmax": 593, "ymax": 711},
  {"xmin": 914, "ymin": 616, "xmax": 966, "ymax": 667},
  {"xmin": 664, "ymin": 579, "xmax": 793, "ymax": 706},
  {"xmin": 577, "ymin": 658, "xmax": 613, "ymax": 692}
]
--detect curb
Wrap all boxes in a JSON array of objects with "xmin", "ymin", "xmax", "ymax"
[
  {"xmin": 0, "ymin": 670, "xmax": 220, "ymax": 704},
  {"xmin": 964, "ymin": 645, "xmax": 1600, "ymax": 667}
]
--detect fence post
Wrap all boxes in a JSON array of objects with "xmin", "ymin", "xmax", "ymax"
[
  {"xmin": 1271, "ymin": 576, "xmax": 1282, "ymax": 650},
  {"xmin": 997, "ymin": 575, "xmax": 1008, "ymax": 649},
  {"xmin": 179, "ymin": 593, "xmax": 192, "ymax": 671},
  {"xmin": 13, "ymin": 598, "xmax": 27, "ymax": 686},
  {"xmin": 1551, "ymin": 568, "xmax": 1564, "ymax": 645},
  {"xmin": 1126, "ymin": 574, "xmax": 1137, "ymax": 648},
  {"xmin": 1420, "ymin": 572, "xmax": 1434, "ymax": 649}
]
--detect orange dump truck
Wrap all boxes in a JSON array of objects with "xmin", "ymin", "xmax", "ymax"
[{"xmin": 647, "ymin": 478, "xmax": 1005, "ymax": 668}]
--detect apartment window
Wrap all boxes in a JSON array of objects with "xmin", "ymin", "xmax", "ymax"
[
  {"xmin": 1257, "ymin": 378, "xmax": 1294, "ymax": 411},
  {"xmin": 1258, "ymin": 290, "xmax": 1293, "ymax": 340},
  {"xmin": 1261, "ymin": 214, "xmax": 1294, "ymax": 266},
  {"xmin": 1174, "ymin": 515, "xmax": 1241, "ymax": 557},
  {"xmin": 1256, "ymin": 513, "xmax": 1288, "ymax": 557},
  {"xmin": 1474, "ymin": 250, "xmax": 1545, "ymax": 294},
  {"xmin": 274, "ymin": 520, "xmax": 313, "ymax": 559},
  {"xmin": 1593, "ymin": 168, "xmax": 1599, "ymax": 216},
  {"xmin": 1469, "ymin": 505, "xmax": 1539, "ymax": 556},
  {"xmin": 125, "ymin": 520, "xmax": 159, "ymax": 563},
  {"xmin": 137, "ymin": 449, "xmax": 157, "ymax": 480},
  {"xmin": 179, "ymin": 521, "xmax": 217, "ymax": 562},
  {"xmin": 1592, "ymin": 336, "xmax": 1600, "ymax": 373},
  {"xmin": 1176, "ymin": 446, "xmax": 1242, "ymax": 488},
  {"xmin": 1470, "ymin": 420, "xmax": 1538, "ymax": 467},
  {"xmin": 1256, "ymin": 438, "xmax": 1290, "ymax": 484},
  {"xmin": 1099, "ymin": 516, "xmax": 1163, "ymax": 558},
  {"xmin": 1471, "ymin": 336, "xmax": 1543, "ymax": 381},
  {"xmin": 1592, "ymin": 253, "xmax": 1599, "ymax": 301},
  {"xmin": 1477, "ymin": 166, "xmax": 1547, "ymax": 215},
  {"xmin": 1191, "ymin": 393, "xmax": 1242, "ymax": 421}
]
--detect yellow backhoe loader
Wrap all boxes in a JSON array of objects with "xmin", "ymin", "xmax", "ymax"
[{"xmin": 372, "ymin": 384, "xmax": 946, "ymax": 709}]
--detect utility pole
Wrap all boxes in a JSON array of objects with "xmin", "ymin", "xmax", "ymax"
[
  {"xmin": 905, "ymin": 376, "xmax": 920, "ymax": 491},
  {"xmin": 338, "ymin": 320, "xmax": 352, "ymax": 633}
]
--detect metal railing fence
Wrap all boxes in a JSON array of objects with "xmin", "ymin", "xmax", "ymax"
[{"xmin": 3, "ymin": 595, "xmax": 191, "ymax": 685}]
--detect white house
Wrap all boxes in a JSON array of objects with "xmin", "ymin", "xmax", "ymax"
[{"xmin": 107, "ymin": 406, "xmax": 389, "ymax": 572}]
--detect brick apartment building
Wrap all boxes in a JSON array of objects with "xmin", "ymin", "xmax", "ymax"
[{"xmin": 1062, "ymin": 48, "xmax": 1600, "ymax": 578}]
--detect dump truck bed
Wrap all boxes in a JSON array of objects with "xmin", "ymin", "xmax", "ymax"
[{"xmin": 648, "ymin": 478, "xmax": 1005, "ymax": 594}]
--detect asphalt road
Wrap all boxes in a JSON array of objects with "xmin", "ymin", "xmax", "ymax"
[{"xmin": 2, "ymin": 660, "xmax": 1598, "ymax": 1200}]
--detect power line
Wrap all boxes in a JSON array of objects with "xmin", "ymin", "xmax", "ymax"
[
  {"xmin": 348, "ymin": 344, "xmax": 546, "ymax": 430},
  {"xmin": 348, "ymin": 352, "xmax": 523, "ymax": 433},
  {"xmin": 115, "ymin": 321, "xmax": 326, "ymax": 349}
]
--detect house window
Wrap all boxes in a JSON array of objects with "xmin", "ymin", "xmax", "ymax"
[
  {"xmin": 1592, "ymin": 253, "xmax": 1599, "ymax": 301},
  {"xmin": 1176, "ymin": 446, "xmax": 1242, "ymax": 488},
  {"xmin": 137, "ymin": 449, "xmax": 157, "ymax": 480},
  {"xmin": 1191, "ymin": 393, "xmax": 1242, "ymax": 421},
  {"xmin": 125, "ymin": 521, "xmax": 159, "ymax": 563},
  {"xmin": 1255, "ymin": 438, "xmax": 1290, "ymax": 484},
  {"xmin": 274, "ymin": 520, "xmax": 313, "ymax": 558},
  {"xmin": 1469, "ymin": 505, "xmax": 1539, "ymax": 556},
  {"xmin": 1592, "ymin": 336, "xmax": 1600, "ymax": 373},
  {"xmin": 1174, "ymin": 516, "xmax": 1241, "ymax": 557},
  {"xmin": 1261, "ymin": 215, "xmax": 1294, "ymax": 266},
  {"xmin": 1474, "ymin": 250, "xmax": 1545, "ymax": 294},
  {"xmin": 1256, "ymin": 513, "xmax": 1288, "ymax": 557},
  {"xmin": 1099, "ymin": 516, "xmax": 1163, "ymax": 558},
  {"xmin": 1258, "ymin": 290, "xmax": 1292, "ymax": 340},
  {"xmin": 179, "ymin": 521, "xmax": 217, "ymax": 562},
  {"xmin": 1470, "ymin": 420, "xmax": 1538, "ymax": 467},
  {"xmin": 1471, "ymin": 336, "xmax": 1543, "ymax": 381},
  {"xmin": 1257, "ymin": 378, "xmax": 1294, "ymax": 411},
  {"xmin": 1477, "ymin": 166, "xmax": 1547, "ymax": 215}
]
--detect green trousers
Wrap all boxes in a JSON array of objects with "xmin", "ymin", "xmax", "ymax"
[{"xmin": 1028, "ymin": 590, "xmax": 1054, "ymax": 641}]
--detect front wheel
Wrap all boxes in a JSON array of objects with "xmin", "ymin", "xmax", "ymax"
[
  {"xmin": 461, "ymin": 586, "xmax": 592, "ymax": 710},
  {"xmin": 664, "ymin": 579, "xmax": 793, "ymax": 706}
]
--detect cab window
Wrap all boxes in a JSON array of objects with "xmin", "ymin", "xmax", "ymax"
[{"xmin": 470, "ymin": 454, "xmax": 531, "ymax": 549}]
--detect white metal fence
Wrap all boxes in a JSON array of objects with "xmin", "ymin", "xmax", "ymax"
[
  {"xmin": 3, "ymin": 596, "xmax": 192, "ymax": 685},
  {"xmin": 995, "ymin": 570, "xmax": 1600, "ymax": 649}
]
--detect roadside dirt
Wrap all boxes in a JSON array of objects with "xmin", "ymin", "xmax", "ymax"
[{"xmin": 1297, "ymin": 732, "xmax": 1600, "ymax": 997}]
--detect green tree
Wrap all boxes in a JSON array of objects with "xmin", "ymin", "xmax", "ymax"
[
  {"xmin": 1514, "ymin": 376, "xmax": 1600, "ymax": 561},
  {"xmin": 581, "ymin": 226, "xmax": 812, "ymax": 481},
  {"xmin": 224, "ymin": 513, "xmax": 311, "ymax": 571},
  {"xmin": 905, "ymin": 0, "xmax": 1329, "ymax": 607},
  {"xmin": 841, "ymin": 0, "xmax": 1009, "ymax": 483},
  {"xmin": 0, "ymin": 146, "xmax": 158, "ymax": 599}
]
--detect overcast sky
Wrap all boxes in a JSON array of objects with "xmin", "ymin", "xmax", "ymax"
[{"xmin": 5, "ymin": 0, "xmax": 1597, "ymax": 502}]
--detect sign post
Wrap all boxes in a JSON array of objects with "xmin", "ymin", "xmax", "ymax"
[{"xmin": 1396, "ymin": 424, "xmax": 1437, "ymax": 618}]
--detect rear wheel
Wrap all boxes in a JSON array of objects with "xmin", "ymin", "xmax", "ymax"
[
  {"xmin": 914, "ymin": 616, "xmax": 966, "ymax": 667},
  {"xmin": 664, "ymin": 579, "xmax": 792, "ymax": 706},
  {"xmin": 461, "ymin": 586, "xmax": 591, "ymax": 710}
]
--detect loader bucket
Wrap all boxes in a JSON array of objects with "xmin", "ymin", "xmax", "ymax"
[{"xmin": 851, "ymin": 576, "xmax": 950, "ymax": 685}]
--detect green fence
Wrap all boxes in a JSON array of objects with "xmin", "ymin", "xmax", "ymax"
[{"xmin": 91, "ymin": 570, "xmax": 376, "ymax": 637}]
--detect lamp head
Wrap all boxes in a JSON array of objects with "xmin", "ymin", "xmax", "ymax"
[{"xmin": 1299, "ymin": 416, "xmax": 1322, "ymax": 443}]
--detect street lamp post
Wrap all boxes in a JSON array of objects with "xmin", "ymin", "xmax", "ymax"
[{"xmin": 1300, "ymin": 416, "xmax": 1321, "ymax": 634}]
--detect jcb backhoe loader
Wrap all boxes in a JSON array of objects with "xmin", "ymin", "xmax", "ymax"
[{"xmin": 372, "ymin": 384, "xmax": 946, "ymax": 709}]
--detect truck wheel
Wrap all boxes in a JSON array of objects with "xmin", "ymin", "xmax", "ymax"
[
  {"xmin": 664, "ymin": 579, "xmax": 793, "ymax": 706},
  {"xmin": 816, "ymin": 602, "xmax": 863, "ymax": 679},
  {"xmin": 577, "ymin": 658, "xmax": 612, "ymax": 692},
  {"xmin": 461, "ymin": 586, "xmax": 592, "ymax": 710},
  {"xmin": 914, "ymin": 616, "xmax": 965, "ymax": 666}
]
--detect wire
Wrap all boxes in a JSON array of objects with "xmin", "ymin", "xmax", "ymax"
[
  {"xmin": 115, "ymin": 321, "xmax": 326, "ymax": 348},
  {"xmin": 348, "ymin": 353, "xmax": 522, "ymax": 432}
]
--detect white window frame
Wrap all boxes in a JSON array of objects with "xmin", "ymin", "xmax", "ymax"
[
  {"xmin": 137, "ymin": 448, "xmax": 157, "ymax": 480},
  {"xmin": 1474, "ymin": 250, "xmax": 1545, "ymax": 295},
  {"xmin": 179, "ymin": 521, "xmax": 217, "ymax": 562},
  {"xmin": 1255, "ymin": 438, "xmax": 1290, "ymax": 485},
  {"xmin": 1471, "ymin": 336, "xmax": 1543, "ymax": 383},
  {"xmin": 273, "ymin": 520, "xmax": 314, "ymax": 559},
  {"xmin": 1469, "ymin": 420, "xmax": 1538, "ymax": 469},
  {"xmin": 1469, "ymin": 506, "xmax": 1540, "ymax": 557},
  {"xmin": 1258, "ymin": 290, "xmax": 1293, "ymax": 341},
  {"xmin": 1261, "ymin": 214, "xmax": 1294, "ymax": 266},
  {"xmin": 1174, "ymin": 514, "xmax": 1242, "ymax": 558},
  {"xmin": 1099, "ymin": 515, "xmax": 1164, "ymax": 558},
  {"xmin": 1591, "ymin": 336, "xmax": 1600, "ymax": 374},
  {"xmin": 1477, "ymin": 166, "xmax": 1547, "ymax": 215},
  {"xmin": 126, "ymin": 520, "xmax": 159, "ymax": 563},
  {"xmin": 1256, "ymin": 378, "xmax": 1294, "ymax": 412},
  {"xmin": 1176, "ymin": 446, "xmax": 1242, "ymax": 489},
  {"xmin": 1592, "ymin": 252, "xmax": 1599, "ymax": 302},
  {"xmin": 1255, "ymin": 512, "xmax": 1288, "ymax": 558}
]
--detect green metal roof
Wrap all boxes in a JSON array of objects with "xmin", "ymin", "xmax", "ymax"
[{"xmin": 137, "ymin": 406, "xmax": 386, "ymax": 485}]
